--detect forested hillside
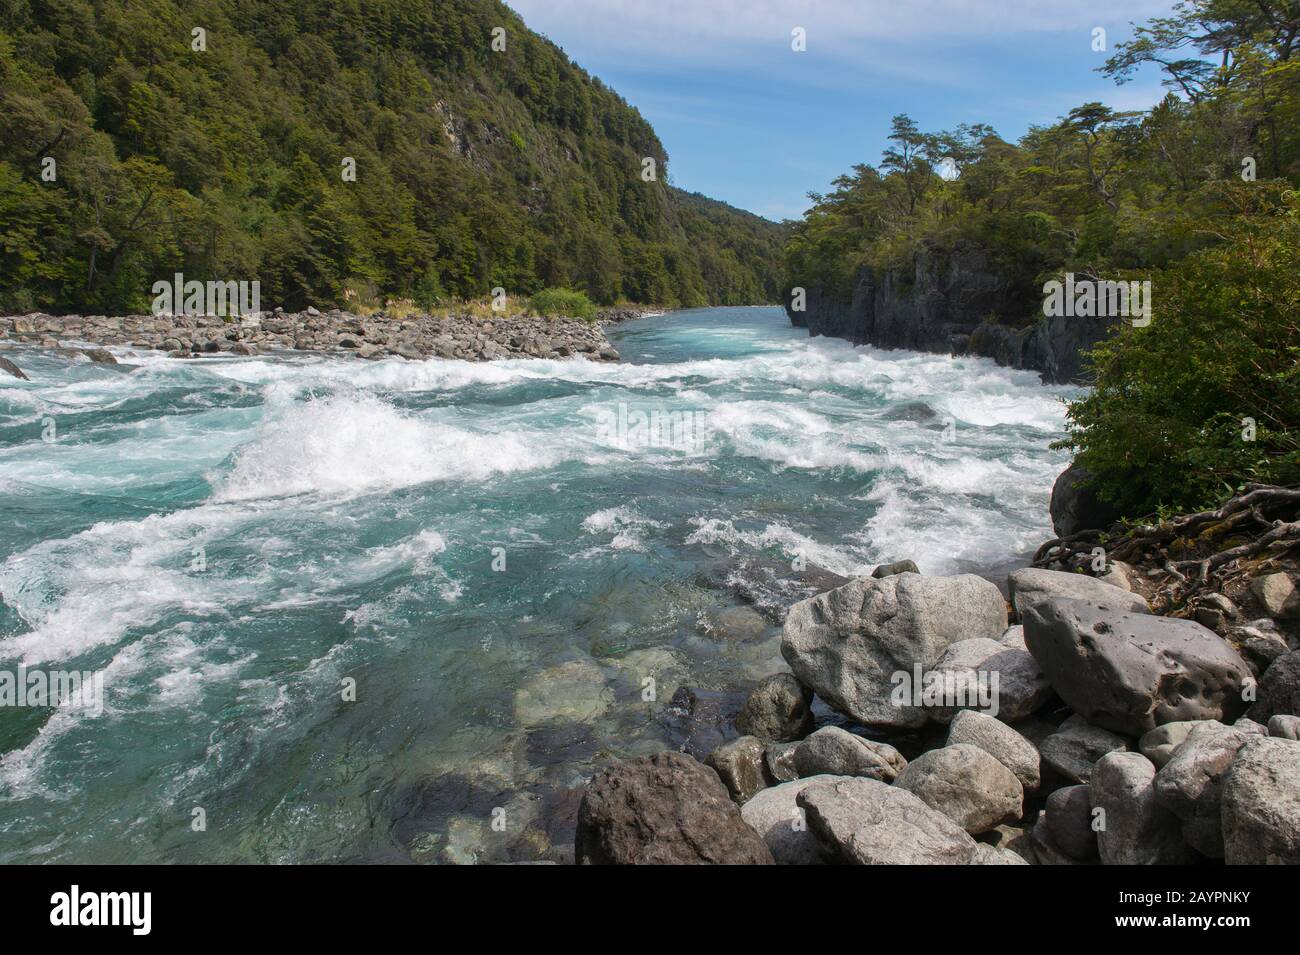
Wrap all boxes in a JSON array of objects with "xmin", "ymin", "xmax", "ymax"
[
  {"xmin": 784, "ymin": 0, "xmax": 1300, "ymax": 515},
  {"xmin": 0, "ymin": 0, "xmax": 785, "ymax": 314}
]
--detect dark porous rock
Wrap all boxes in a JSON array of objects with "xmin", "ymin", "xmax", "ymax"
[
  {"xmin": 739, "ymin": 777, "xmax": 831, "ymax": 865},
  {"xmin": 1247, "ymin": 649, "xmax": 1300, "ymax": 723},
  {"xmin": 872, "ymin": 559, "xmax": 920, "ymax": 578},
  {"xmin": 1153, "ymin": 721, "xmax": 1253, "ymax": 858},
  {"xmin": 575, "ymin": 751, "xmax": 774, "ymax": 865},
  {"xmin": 704, "ymin": 735, "xmax": 771, "ymax": 804},
  {"xmin": 1221, "ymin": 736, "xmax": 1300, "ymax": 864},
  {"xmin": 781, "ymin": 573, "xmax": 1007, "ymax": 729},
  {"xmin": 1039, "ymin": 715, "xmax": 1129, "ymax": 783},
  {"xmin": 1008, "ymin": 567, "xmax": 1148, "ymax": 620},
  {"xmin": 946, "ymin": 709, "xmax": 1040, "ymax": 792},
  {"xmin": 1090, "ymin": 751, "xmax": 1197, "ymax": 865},
  {"xmin": 1049, "ymin": 463, "xmax": 1122, "ymax": 538},
  {"xmin": 765, "ymin": 740, "xmax": 801, "ymax": 783},
  {"xmin": 0, "ymin": 356, "xmax": 29, "ymax": 380},
  {"xmin": 1023, "ymin": 597, "xmax": 1253, "ymax": 736},
  {"xmin": 796, "ymin": 776, "xmax": 978, "ymax": 865},
  {"xmin": 792, "ymin": 726, "xmax": 907, "ymax": 782},
  {"xmin": 733, "ymin": 673, "xmax": 814, "ymax": 743},
  {"xmin": 1039, "ymin": 784, "xmax": 1098, "ymax": 861},
  {"xmin": 894, "ymin": 743, "xmax": 1024, "ymax": 834}
]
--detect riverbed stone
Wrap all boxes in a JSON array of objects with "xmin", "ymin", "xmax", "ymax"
[
  {"xmin": 1039, "ymin": 716, "xmax": 1129, "ymax": 783},
  {"xmin": 926, "ymin": 636, "xmax": 1052, "ymax": 723},
  {"xmin": 795, "ymin": 776, "xmax": 978, "ymax": 864},
  {"xmin": 894, "ymin": 743, "xmax": 1024, "ymax": 834},
  {"xmin": 1138, "ymin": 721, "xmax": 1198, "ymax": 769},
  {"xmin": 946, "ymin": 709, "xmax": 1040, "ymax": 792},
  {"xmin": 1039, "ymin": 784, "xmax": 1098, "ymax": 861},
  {"xmin": 1247, "ymin": 649, "xmax": 1300, "ymax": 723},
  {"xmin": 739, "ymin": 776, "xmax": 829, "ymax": 864},
  {"xmin": 733, "ymin": 672, "xmax": 814, "ymax": 743},
  {"xmin": 781, "ymin": 573, "xmax": 1007, "ymax": 728},
  {"xmin": 1152, "ymin": 721, "xmax": 1252, "ymax": 857},
  {"xmin": 1023, "ymin": 597, "xmax": 1253, "ymax": 736},
  {"xmin": 1008, "ymin": 567, "xmax": 1148, "ymax": 619},
  {"xmin": 1221, "ymin": 736, "xmax": 1300, "ymax": 864},
  {"xmin": 970, "ymin": 843, "xmax": 1030, "ymax": 865},
  {"xmin": 575, "ymin": 751, "xmax": 774, "ymax": 864},
  {"xmin": 1252, "ymin": 572, "xmax": 1299, "ymax": 619},
  {"xmin": 513, "ymin": 658, "xmax": 611, "ymax": 726},
  {"xmin": 1269, "ymin": 714, "xmax": 1300, "ymax": 740},
  {"xmin": 0, "ymin": 356, "xmax": 28, "ymax": 380},
  {"xmin": 1090, "ymin": 751, "xmax": 1196, "ymax": 865},
  {"xmin": 704, "ymin": 735, "xmax": 771, "ymax": 804},
  {"xmin": 792, "ymin": 726, "xmax": 907, "ymax": 781},
  {"xmin": 764, "ymin": 741, "xmax": 800, "ymax": 782}
]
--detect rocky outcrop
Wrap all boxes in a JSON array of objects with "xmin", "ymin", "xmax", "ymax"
[
  {"xmin": 781, "ymin": 572, "xmax": 1007, "ymax": 728},
  {"xmin": 575, "ymin": 751, "xmax": 774, "ymax": 864},
  {"xmin": 786, "ymin": 244, "xmax": 1122, "ymax": 385}
]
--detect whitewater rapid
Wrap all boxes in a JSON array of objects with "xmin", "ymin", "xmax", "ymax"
[{"xmin": 0, "ymin": 306, "xmax": 1074, "ymax": 862}]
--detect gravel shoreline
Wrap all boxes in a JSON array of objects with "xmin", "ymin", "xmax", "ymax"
[{"xmin": 0, "ymin": 305, "xmax": 666, "ymax": 369}]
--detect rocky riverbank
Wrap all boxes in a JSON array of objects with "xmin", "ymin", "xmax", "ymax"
[
  {"xmin": 573, "ymin": 477, "xmax": 1300, "ymax": 865},
  {"xmin": 0, "ymin": 306, "xmax": 649, "ymax": 372}
]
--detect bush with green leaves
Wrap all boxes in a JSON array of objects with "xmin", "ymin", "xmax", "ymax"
[
  {"xmin": 529, "ymin": 287, "xmax": 597, "ymax": 321},
  {"xmin": 1058, "ymin": 190, "xmax": 1300, "ymax": 517}
]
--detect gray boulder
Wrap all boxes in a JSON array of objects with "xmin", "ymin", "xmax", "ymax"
[
  {"xmin": 764, "ymin": 741, "xmax": 800, "ymax": 782},
  {"xmin": 927, "ymin": 637, "xmax": 1052, "ymax": 723},
  {"xmin": 1251, "ymin": 572, "xmax": 1299, "ymax": 619},
  {"xmin": 1049, "ymin": 463, "xmax": 1121, "ymax": 537},
  {"xmin": 796, "ymin": 776, "xmax": 978, "ymax": 864},
  {"xmin": 0, "ymin": 356, "xmax": 29, "ymax": 380},
  {"xmin": 1090, "ymin": 751, "xmax": 1197, "ymax": 865},
  {"xmin": 1023, "ymin": 598, "xmax": 1253, "ymax": 736},
  {"xmin": 704, "ymin": 736, "xmax": 771, "ymax": 804},
  {"xmin": 734, "ymin": 673, "xmax": 814, "ymax": 743},
  {"xmin": 946, "ymin": 709, "xmax": 1040, "ymax": 792},
  {"xmin": 1039, "ymin": 716, "xmax": 1129, "ymax": 783},
  {"xmin": 792, "ymin": 726, "xmax": 906, "ymax": 781},
  {"xmin": 739, "ymin": 777, "xmax": 830, "ymax": 864},
  {"xmin": 575, "ymin": 751, "xmax": 774, "ymax": 864},
  {"xmin": 872, "ymin": 559, "xmax": 919, "ymax": 578},
  {"xmin": 1008, "ymin": 567, "xmax": 1148, "ymax": 619},
  {"xmin": 1247, "ymin": 649, "xmax": 1300, "ymax": 724},
  {"xmin": 895, "ymin": 744, "xmax": 1024, "ymax": 834},
  {"xmin": 970, "ymin": 843, "xmax": 1030, "ymax": 865},
  {"xmin": 1039, "ymin": 784, "xmax": 1098, "ymax": 861},
  {"xmin": 781, "ymin": 573, "xmax": 1007, "ymax": 728},
  {"xmin": 1221, "ymin": 736, "xmax": 1300, "ymax": 864},
  {"xmin": 1152, "ymin": 721, "xmax": 1252, "ymax": 857},
  {"xmin": 1138, "ymin": 721, "xmax": 1199, "ymax": 769},
  {"xmin": 1269, "ymin": 714, "xmax": 1300, "ymax": 740}
]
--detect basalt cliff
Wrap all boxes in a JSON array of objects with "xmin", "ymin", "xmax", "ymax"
[{"xmin": 786, "ymin": 242, "xmax": 1120, "ymax": 385}]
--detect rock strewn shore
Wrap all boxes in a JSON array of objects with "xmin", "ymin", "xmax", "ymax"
[
  {"xmin": 575, "ymin": 491, "xmax": 1300, "ymax": 865},
  {"xmin": 0, "ymin": 306, "xmax": 651, "ymax": 365}
]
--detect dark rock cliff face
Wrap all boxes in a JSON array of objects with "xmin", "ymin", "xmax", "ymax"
[{"xmin": 787, "ymin": 243, "xmax": 1121, "ymax": 385}]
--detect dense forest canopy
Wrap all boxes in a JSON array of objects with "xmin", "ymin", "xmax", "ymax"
[
  {"xmin": 783, "ymin": 0, "xmax": 1300, "ymax": 515},
  {"xmin": 0, "ymin": 0, "xmax": 785, "ymax": 314}
]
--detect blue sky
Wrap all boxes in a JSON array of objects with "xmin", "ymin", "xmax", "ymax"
[{"xmin": 506, "ymin": 0, "xmax": 1179, "ymax": 221}]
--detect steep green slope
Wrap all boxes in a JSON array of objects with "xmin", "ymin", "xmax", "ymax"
[{"xmin": 0, "ymin": 0, "xmax": 784, "ymax": 314}]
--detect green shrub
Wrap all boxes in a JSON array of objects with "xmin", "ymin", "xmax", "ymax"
[
  {"xmin": 529, "ymin": 287, "xmax": 597, "ymax": 321},
  {"xmin": 1058, "ymin": 193, "xmax": 1300, "ymax": 517}
]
